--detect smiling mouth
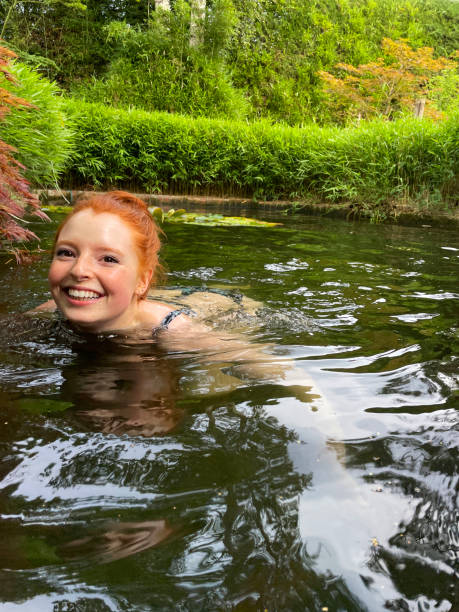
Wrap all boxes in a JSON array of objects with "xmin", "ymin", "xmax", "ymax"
[{"xmin": 65, "ymin": 288, "xmax": 103, "ymax": 300}]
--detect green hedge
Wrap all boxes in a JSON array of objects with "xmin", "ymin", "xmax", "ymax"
[{"xmin": 63, "ymin": 99, "xmax": 458, "ymax": 208}]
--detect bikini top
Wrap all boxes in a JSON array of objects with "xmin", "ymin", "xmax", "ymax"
[
  {"xmin": 52, "ymin": 306, "xmax": 190, "ymax": 337},
  {"xmin": 154, "ymin": 308, "xmax": 190, "ymax": 334}
]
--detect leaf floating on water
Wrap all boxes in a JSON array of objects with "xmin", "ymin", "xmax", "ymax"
[
  {"xmin": 45, "ymin": 205, "xmax": 281, "ymax": 227},
  {"xmin": 42, "ymin": 205, "xmax": 73, "ymax": 214},
  {"xmin": 150, "ymin": 206, "xmax": 164, "ymax": 224},
  {"xmin": 168, "ymin": 208, "xmax": 187, "ymax": 217},
  {"xmin": 162, "ymin": 211, "xmax": 282, "ymax": 228}
]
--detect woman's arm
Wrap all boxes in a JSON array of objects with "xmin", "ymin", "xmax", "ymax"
[
  {"xmin": 163, "ymin": 315, "xmax": 269, "ymax": 359},
  {"xmin": 162, "ymin": 315, "xmax": 341, "ymax": 434}
]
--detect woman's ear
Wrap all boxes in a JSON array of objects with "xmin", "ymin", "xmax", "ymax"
[{"xmin": 136, "ymin": 269, "xmax": 153, "ymax": 298}]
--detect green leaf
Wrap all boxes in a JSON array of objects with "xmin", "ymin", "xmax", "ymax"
[
  {"xmin": 166, "ymin": 208, "xmax": 187, "ymax": 218},
  {"xmin": 42, "ymin": 205, "xmax": 73, "ymax": 214},
  {"xmin": 165, "ymin": 212, "xmax": 282, "ymax": 227},
  {"xmin": 149, "ymin": 206, "xmax": 164, "ymax": 223},
  {"xmin": 16, "ymin": 398, "xmax": 73, "ymax": 414}
]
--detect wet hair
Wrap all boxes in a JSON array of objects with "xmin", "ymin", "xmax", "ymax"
[{"xmin": 53, "ymin": 191, "xmax": 163, "ymax": 297}]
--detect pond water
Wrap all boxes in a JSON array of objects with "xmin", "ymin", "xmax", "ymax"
[{"xmin": 0, "ymin": 211, "xmax": 458, "ymax": 611}]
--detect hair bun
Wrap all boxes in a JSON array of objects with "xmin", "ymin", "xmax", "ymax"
[{"xmin": 108, "ymin": 190, "xmax": 149, "ymax": 213}]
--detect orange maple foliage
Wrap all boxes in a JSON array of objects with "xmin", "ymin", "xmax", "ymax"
[
  {"xmin": 319, "ymin": 38, "xmax": 458, "ymax": 122},
  {"xmin": 0, "ymin": 44, "xmax": 48, "ymax": 261}
]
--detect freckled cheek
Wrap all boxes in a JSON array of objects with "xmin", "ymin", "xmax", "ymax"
[{"xmin": 104, "ymin": 270, "xmax": 139, "ymax": 306}]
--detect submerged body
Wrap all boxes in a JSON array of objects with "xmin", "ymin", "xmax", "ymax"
[{"xmin": 34, "ymin": 191, "xmax": 285, "ymax": 370}]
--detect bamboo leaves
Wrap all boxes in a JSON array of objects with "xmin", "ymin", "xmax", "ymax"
[{"xmin": 62, "ymin": 99, "xmax": 459, "ymax": 211}]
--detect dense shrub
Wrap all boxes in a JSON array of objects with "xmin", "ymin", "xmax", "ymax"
[
  {"xmin": 62, "ymin": 99, "xmax": 459, "ymax": 209},
  {"xmin": 3, "ymin": 0, "xmax": 458, "ymax": 124},
  {"xmin": 0, "ymin": 46, "xmax": 49, "ymax": 259},
  {"xmin": 0, "ymin": 61, "xmax": 74, "ymax": 186},
  {"xmin": 68, "ymin": 3, "xmax": 248, "ymax": 121},
  {"xmin": 71, "ymin": 53, "xmax": 249, "ymax": 121}
]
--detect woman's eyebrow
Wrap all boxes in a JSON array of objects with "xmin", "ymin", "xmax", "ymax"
[
  {"xmin": 55, "ymin": 239, "xmax": 77, "ymax": 248},
  {"xmin": 94, "ymin": 246, "xmax": 124, "ymax": 256}
]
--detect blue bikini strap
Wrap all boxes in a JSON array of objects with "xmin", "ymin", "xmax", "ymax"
[{"xmin": 157, "ymin": 308, "xmax": 189, "ymax": 331}]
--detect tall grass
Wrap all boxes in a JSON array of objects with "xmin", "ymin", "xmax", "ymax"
[{"xmin": 62, "ymin": 99, "xmax": 458, "ymax": 211}]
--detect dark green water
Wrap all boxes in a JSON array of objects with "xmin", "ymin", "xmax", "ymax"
[{"xmin": 0, "ymin": 213, "xmax": 457, "ymax": 611}]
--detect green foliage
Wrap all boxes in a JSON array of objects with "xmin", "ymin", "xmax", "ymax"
[
  {"xmin": 226, "ymin": 0, "xmax": 459, "ymax": 123},
  {"xmin": 2, "ymin": 0, "xmax": 458, "ymax": 124},
  {"xmin": 414, "ymin": 0, "xmax": 459, "ymax": 55},
  {"xmin": 0, "ymin": 0, "xmax": 119, "ymax": 83},
  {"xmin": 71, "ymin": 54, "xmax": 249, "ymax": 120},
  {"xmin": 319, "ymin": 38, "xmax": 458, "ymax": 123},
  {"xmin": 0, "ymin": 0, "xmax": 86, "ymax": 40},
  {"xmin": 203, "ymin": 0, "xmax": 239, "ymax": 59},
  {"xmin": 62, "ymin": 99, "xmax": 459, "ymax": 212},
  {"xmin": 69, "ymin": 3, "xmax": 248, "ymax": 120},
  {"xmin": 0, "ymin": 61, "xmax": 74, "ymax": 185},
  {"xmin": 428, "ymin": 68, "xmax": 459, "ymax": 115}
]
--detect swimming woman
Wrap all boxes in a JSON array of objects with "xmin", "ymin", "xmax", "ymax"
[
  {"xmin": 32, "ymin": 189, "xmax": 284, "ymax": 379},
  {"xmin": 35, "ymin": 190, "xmax": 192, "ymax": 335},
  {"xmin": 32, "ymin": 188, "xmax": 300, "ymax": 382}
]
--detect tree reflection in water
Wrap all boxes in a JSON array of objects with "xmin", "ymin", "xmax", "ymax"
[
  {"xmin": 2, "ymin": 316, "xmax": 451, "ymax": 609},
  {"xmin": 46, "ymin": 334, "xmax": 359, "ymax": 608}
]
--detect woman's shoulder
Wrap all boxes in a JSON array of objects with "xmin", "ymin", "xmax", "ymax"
[
  {"xmin": 139, "ymin": 300, "xmax": 192, "ymax": 332},
  {"xmin": 29, "ymin": 299, "xmax": 57, "ymax": 313}
]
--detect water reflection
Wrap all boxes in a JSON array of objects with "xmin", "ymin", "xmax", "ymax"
[
  {"xmin": 0, "ymin": 331, "xmax": 362, "ymax": 608},
  {"xmin": 62, "ymin": 519, "xmax": 174, "ymax": 564},
  {"xmin": 62, "ymin": 352, "xmax": 183, "ymax": 437},
  {"xmin": 0, "ymin": 215, "xmax": 458, "ymax": 610}
]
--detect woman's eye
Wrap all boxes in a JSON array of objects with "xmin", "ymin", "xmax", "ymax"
[
  {"xmin": 102, "ymin": 255, "xmax": 119, "ymax": 264},
  {"xmin": 56, "ymin": 248, "xmax": 74, "ymax": 258}
]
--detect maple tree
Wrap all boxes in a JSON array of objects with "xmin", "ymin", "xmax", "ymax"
[
  {"xmin": 0, "ymin": 44, "xmax": 48, "ymax": 261},
  {"xmin": 319, "ymin": 38, "xmax": 458, "ymax": 122}
]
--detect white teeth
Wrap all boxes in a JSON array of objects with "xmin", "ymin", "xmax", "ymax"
[{"xmin": 67, "ymin": 288, "xmax": 101, "ymax": 299}]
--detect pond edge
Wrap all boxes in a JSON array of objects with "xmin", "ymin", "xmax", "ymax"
[{"xmin": 37, "ymin": 190, "xmax": 459, "ymax": 229}]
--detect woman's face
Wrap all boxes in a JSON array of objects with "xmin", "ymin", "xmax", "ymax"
[{"xmin": 48, "ymin": 209, "xmax": 151, "ymax": 333}]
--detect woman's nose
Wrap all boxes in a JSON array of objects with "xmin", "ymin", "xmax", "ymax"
[{"xmin": 70, "ymin": 254, "xmax": 93, "ymax": 279}]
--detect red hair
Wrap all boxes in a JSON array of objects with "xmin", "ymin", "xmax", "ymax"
[{"xmin": 53, "ymin": 191, "xmax": 163, "ymax": 297}]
